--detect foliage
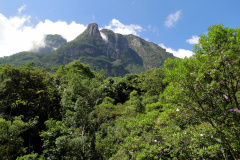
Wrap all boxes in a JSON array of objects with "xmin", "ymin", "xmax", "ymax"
[
  {"xmin": 160, "ymin": 24, "xmax": 240, "ymax": 159},
  {"xmin": 40, "ymin": 60, "xmax": 104, "ymax": 159},
  {"xmin": 0, "ymin": 63, "xmax": 61, "ymax": 155},
  {"xmin": 0, "ymin": 116, "xmax": 32, "ymax": 160},
  {"xmin": 16, "ymin": 153, "xmax": 44, "ymax": 160}
]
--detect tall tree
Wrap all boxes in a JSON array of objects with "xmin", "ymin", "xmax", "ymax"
[
  {"xmin": 0, "ymin": 63, "xmax": 61, "ymax": 154},
  {"xmin": 41, "ymin": 60, "xmax": 104, "ymax": 159},
  {"xmin": 161, "ymin": 24, "xmax": 240, "ymax": 159}
]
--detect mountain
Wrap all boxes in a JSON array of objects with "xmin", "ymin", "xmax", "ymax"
[
  {"xmin": 36, "ymin": 34, "xmax": 67, "ymax": 53},
  {"xmin": 0, "ymin": 23, "xmax": 175, "ymax": 77}
]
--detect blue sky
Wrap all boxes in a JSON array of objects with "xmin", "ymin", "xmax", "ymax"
[{"xmin": 0, "ymin": 0, "xmax": 240, "ymax": 58}]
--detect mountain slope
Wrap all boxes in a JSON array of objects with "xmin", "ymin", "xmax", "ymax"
[
  {"xmin": 126, "ymin": 34, "xmax": 174, "ymax": 69},
  {"xmin": 36, "ymin": 34, "xmax": 67, "ymax": 53},
  {"xmin": 0, "ymin": 23, "xmax": 175, "ymax": 77}
]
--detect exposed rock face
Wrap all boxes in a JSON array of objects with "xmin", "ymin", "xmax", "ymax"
[
  {"xmin": 45, "ymin": 34, "xmax": 67, "ymax": 48},
  {"xmin": 76, "ymin": 23, "xmax": 102, "ymax": 41},
  {"xmin": 125, "ymin": 34, "xmax": 175, "ymax": 69},
  {"xmin": 34, "ymin": 34, "xmax": 67, "ymax": 53},
  {"xmin": 100, "ymin": 29, "xmax": 130, "ymax": 60},
  {"xmin": 88, "ymin": 24, "xmax": 101, "ymax": 39},
  {"xmin": 115, "ymin": 34, "xmax": 129, "ymax": 53},
  {"xmin": 100, "ymin": 29, "xmax": 129, "ymax": 52},
  {"xmin": 128, "ymin": 35, "xmax": 143, "ymax": 47},
  {"xmin": 100, "ymin": 29, "xmax": 117, "ymax": 50}
]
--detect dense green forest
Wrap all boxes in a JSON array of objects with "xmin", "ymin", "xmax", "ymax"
[{"xmin": 0, "ymin": 24, "xmax": 239, "ymax": 159}]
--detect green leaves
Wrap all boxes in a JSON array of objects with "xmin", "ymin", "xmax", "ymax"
[
  {"xmin": 160, "ymin": 24, "xmax": 240, "ymax": 159},
  {"xmin": 0, "ymin": 116, "xmax": 30, "ymax": 160}
]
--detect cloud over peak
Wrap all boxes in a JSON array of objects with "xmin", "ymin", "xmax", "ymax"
[
  {"xmin": 105, "ymin": 19, "xmax": 143, "ymax": 36},
  {"xmin": 0, "ymin": 11, "xmax": 144, "ymax": 57},
  {"xmin": 164, "ymin": 10, "xmax": 182, "ymax": 28},
  {"xmin": 0, "ymin": 12, "xmax": 87, "ymax": 57}
]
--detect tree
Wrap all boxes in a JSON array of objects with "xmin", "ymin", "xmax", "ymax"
[
  {"xmin": 41, "ymin": 60, "xmax": 103, "ymax": 159},
  {"xmin": 161, "ymin": 24, "xmax": 240, "ymax": 159},
  {"xmin": 129, "ymin": 90, "xmax": 144, "ymax": 113},
  {"xmin": 0, "ymin": 116, "xmax": 37, "ymax": 160},
  {"xmin": 40, "ymin": 119, "xmax": 73, "ymax": 160},
  {"xmin": 0, "ymin": 64, "xmax": 61, "ymax": 154}
]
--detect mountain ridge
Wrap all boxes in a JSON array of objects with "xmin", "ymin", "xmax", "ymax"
[{"xmin": 0, "ymin": 23, "xmax": 175, "ymax": 77}]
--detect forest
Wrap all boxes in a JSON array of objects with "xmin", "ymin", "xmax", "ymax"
[{"xmin": 0, "ymin": 24, "xmax": 239, "ymax": 160}]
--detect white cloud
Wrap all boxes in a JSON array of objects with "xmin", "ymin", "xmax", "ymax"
[
  {"xmin": 34, "ymin": 20, "xmax": 86, "ymax": 42},
  {"xmin": 105, "ymin": 19, "xmax": 143, "ymax": 36},
  {"xmin": 147, "ymin": 25, "xmax": 159, "ymax": 35},
  {"xmin": 159, "ymin": 43, "xmax": 194, "ymax": 58},
  {"xmin": 164, "ymin": 10, "xmax": 182, "ymax": 28},
  {"xmin": 186, "ymin": 35, "xmax": 199, "ymax": 44},
  {"xmin": 18, "ymin": 4, "xmax": 27, "ymax": 14},
  {"xmin": 100, "ymin": 32, "xmax": 108, "ymax": 42},
  {"xmin": 0, "ymin": 13, "xmax": 86, "ymax": 57},
  {"xmin": 0, "ymin": 14, "xmax": 144, "ymax": 57}
]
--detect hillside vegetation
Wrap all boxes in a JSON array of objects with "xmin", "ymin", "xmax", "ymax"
[{"xmin": 0, "ymin": 24, "xmax": 239, "ymax": 159}]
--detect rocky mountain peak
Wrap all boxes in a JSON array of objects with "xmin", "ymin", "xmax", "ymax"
[
  {"xmin": 87, "ymin": 23, "xmax": 100, "ymax": 36},
  {"xmin": 75, "ymin": 23, "xmax": 102, "ymax": 41},
  {"xmin": 33, "ymin": 34, "xmax": 67, "ymax": 53}
]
